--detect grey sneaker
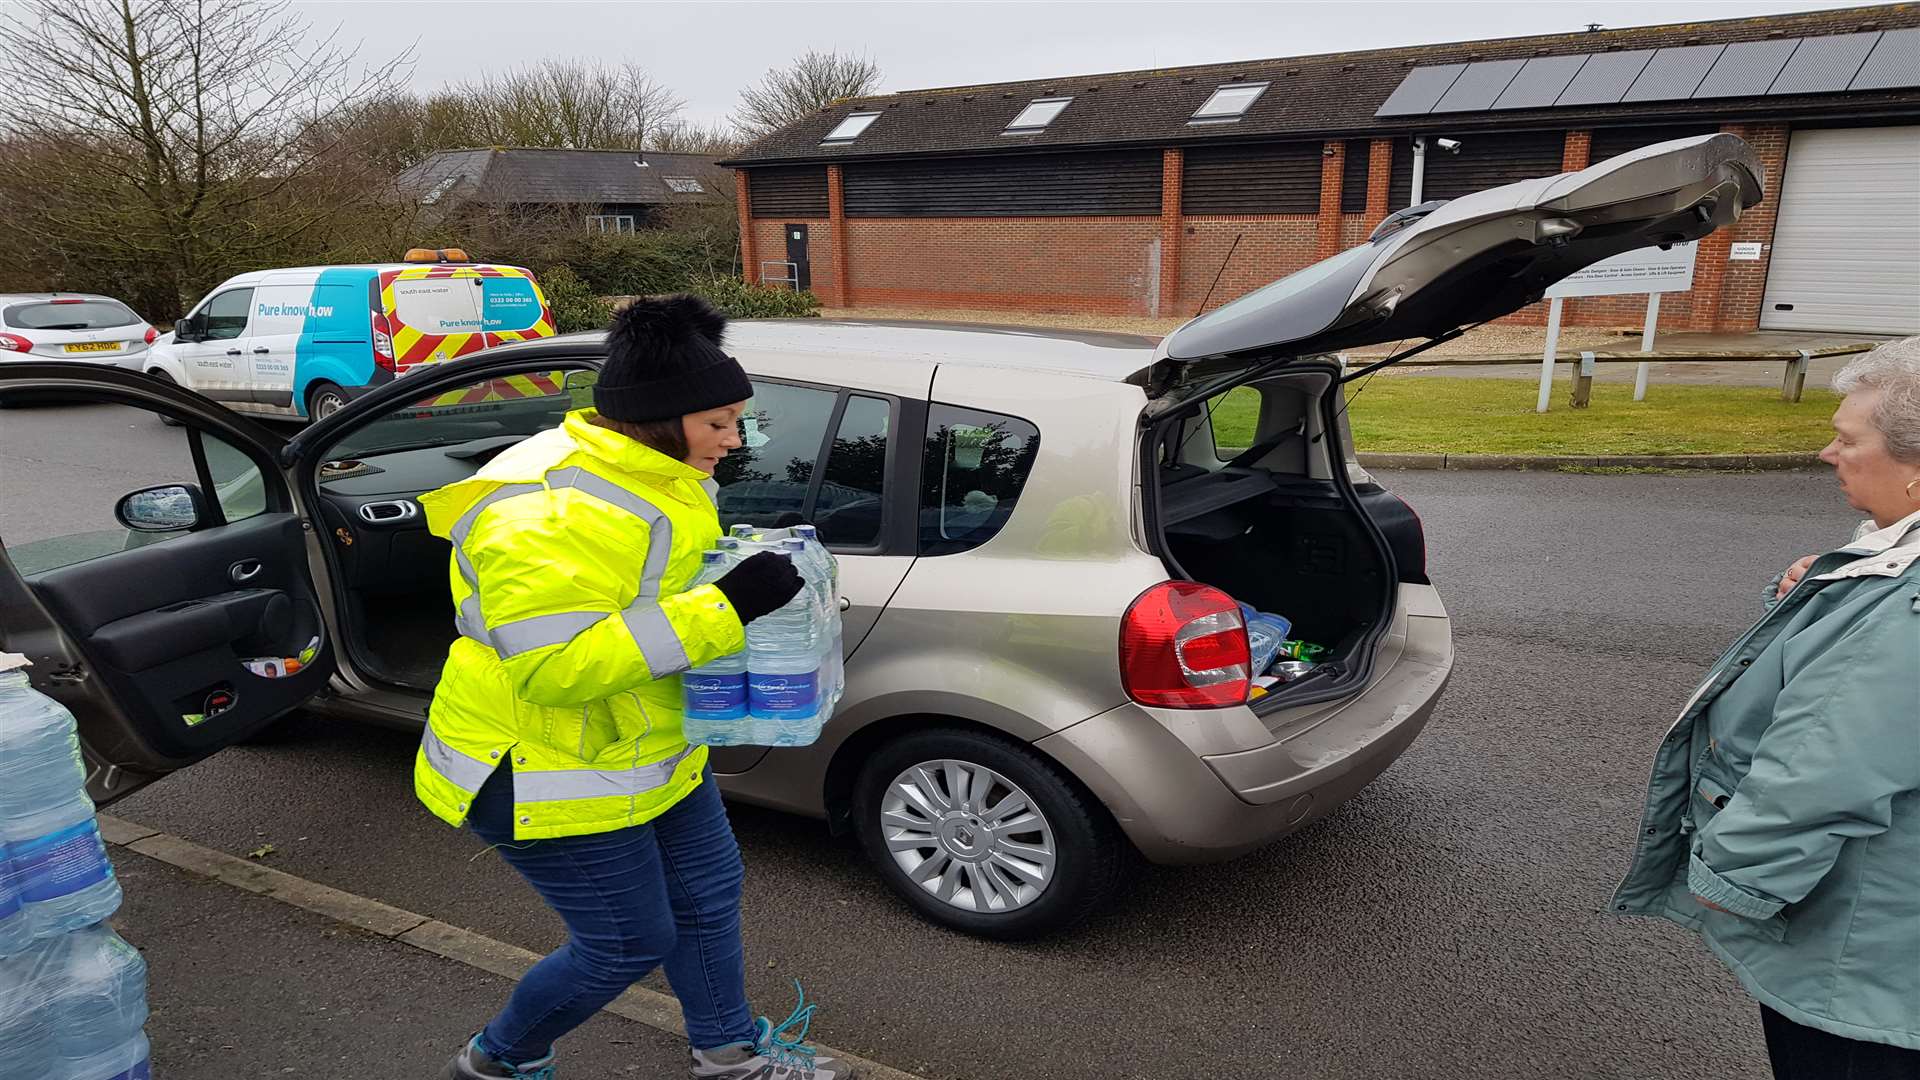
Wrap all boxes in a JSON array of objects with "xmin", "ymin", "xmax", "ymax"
[
  {"xmin": 690, "ymin": 983, "xmax": 858, "ymax": 1080},
  {"xmin": 444, "ymin": 1033, "xmax": 558, "ymax": 1080}
]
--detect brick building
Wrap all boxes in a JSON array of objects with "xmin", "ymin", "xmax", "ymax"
[{"xmin": 724, "ymin": 5, "xmax": 1920, "ymax": 334}]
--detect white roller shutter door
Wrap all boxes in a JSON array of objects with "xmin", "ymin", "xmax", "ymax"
[{"xmin": 1760, "ymin": 126, "xmax": 1920, "ymax": 334}]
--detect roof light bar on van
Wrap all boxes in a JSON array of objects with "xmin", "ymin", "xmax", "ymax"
[{"xmin": 402, "ymin": 247, "xmax": 471, "ymax": 263}]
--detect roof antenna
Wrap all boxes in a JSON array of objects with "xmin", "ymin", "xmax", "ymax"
[{"xmin": 1195, "ymin": 232, "xmax": 1243, "ymax": 317}]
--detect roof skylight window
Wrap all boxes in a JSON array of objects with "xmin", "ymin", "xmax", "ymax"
[
  {"xmin": 822, "ymin": 111, "xmax": 881, "ymax": 144},
  {"xmin": 1190, "ymin": 82, "xmax": 1269, "ymax": 123},
  {"xmin": 664, "ymin": 176, "xmax": 705, "ymax": 193},
  {"xmin": 1004, "ymin": 96, "xmax": 1072, "ymax": 133}
]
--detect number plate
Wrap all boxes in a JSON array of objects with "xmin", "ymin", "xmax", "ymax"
[{"xmin": 62, "ymin": 342, "xmax": 119, "ymax": 353}]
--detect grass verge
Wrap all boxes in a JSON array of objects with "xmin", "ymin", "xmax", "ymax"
[{"xmin": 1210, "ymin": 377, "xmax": 1838, "ymax": 457}]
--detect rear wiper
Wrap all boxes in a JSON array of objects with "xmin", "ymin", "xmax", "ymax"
[{"xmin": 38, "ymin": 323, "xmax": 94, "ymax": 331}]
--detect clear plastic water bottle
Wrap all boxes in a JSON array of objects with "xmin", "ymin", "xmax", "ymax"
[
  {"xmin": 0, "ymin": 668, "xmax": 121, "ymax": 936},
  {"xmin": 791, "ymin": 526, "xmax": 845, "ymax": 715},
  {"xmin": 0, "ymin": 946, "xmax": 56, "ymax": 1078},
  {"xmin": 48, "ymin": 924, "xmax": 151, "ymax": 1080},
  {"xmin": 0, "ymin": 839, "xmax": 32, "ymax": 960},
  {"xmin": 683, "ymin": 550, "xmax": 751, "ymax": 746},
  {"xmin": 745, "ymin": 551, "xmax": 821, "ymax": 745}
]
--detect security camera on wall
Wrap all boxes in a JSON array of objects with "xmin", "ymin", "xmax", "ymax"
[{"xmin": 1435, "ymin": 138, "xmax": 1463, "ymax": 153}]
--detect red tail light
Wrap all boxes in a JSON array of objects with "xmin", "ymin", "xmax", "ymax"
[
  {"xmin": 1120, "ymin": 581, "xmax": 1251, "ymax": 709},
  {"xmin": 371, "ymin": 309, "xmax": 397, "ymax": 373},
  {"xmin": 0, "ymin": 333, "xmax": 30, "ymax": 352},
  {"xmin": 143, "ymin": 326, "xmax": 158, "ymax": 345}
]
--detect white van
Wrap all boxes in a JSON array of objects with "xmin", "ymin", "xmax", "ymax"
[{"xmin": 146, "ymin": 250, "xmax": 553, "ymax": 420}]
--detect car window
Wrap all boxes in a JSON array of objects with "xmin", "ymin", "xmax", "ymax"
[
  {"xmin": 0, "ymin": 403, "xmax": 265, "ymax": 576},
  {"xmin": 4, "ymin": 300, "xmax": 140, "ymax": 330},
  {"xmin": 324, "ymin": 367, "xmax": 588, "ymax": 462},
  {"xmin": 714, "ymin": 382, "xmax": 840, "ymax": 531},
  {"xmin": 919, "ymin": 404, "xmax": 1040, "ymax": 556},
  {"xmin": 815, "ymin": 394, "xmax": 889, "ymax": 549},
  {"xmin": 201, "ymin": 289, "xmax": 254, "ymax": 341}
]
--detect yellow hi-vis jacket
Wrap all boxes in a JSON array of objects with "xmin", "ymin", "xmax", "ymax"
[{"xmin": 413, "ymin": 409, "xmax": 746, "ymax": 840}]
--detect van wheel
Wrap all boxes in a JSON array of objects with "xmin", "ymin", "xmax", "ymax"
[
  {"xmin": 306, "ymin": 382, "xmax": 346, "ymax": 421},
  {"xmin": 147, "ymin": 370, "xmax": 184, "ymax": 426},
  {"xmin": 851, "ymin": 727, "xmax": 1126, "ymax": 940}
]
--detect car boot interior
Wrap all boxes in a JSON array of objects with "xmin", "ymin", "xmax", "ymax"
[{"xmin": 1148, "ymin": 365, "xmax": 1396, "ymax": 696}]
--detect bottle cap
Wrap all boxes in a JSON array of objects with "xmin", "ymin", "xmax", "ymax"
[{"xmin": 0, "ymin": 653, "xmax": 29, "ymax": 673}]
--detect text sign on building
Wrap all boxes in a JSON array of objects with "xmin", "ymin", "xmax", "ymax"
[
  {"xmin": 1728, "ymin": 242, "xmax": 1764, "ymax": 261},
  {"xmin": 1545, "ymin": 240, "xmax": 1699, "ymax": 299}
]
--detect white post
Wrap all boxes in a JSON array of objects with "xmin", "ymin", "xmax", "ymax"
[
  {"xmin": 1633, "ymin": 292, "xmax": 1660, "ymax": 402},
  {"xmin": 1536, "ymin": 296, "xmax": 1564, "ymax": 413},
  {"xmin": 1409, "ymin": 137, "xmax": 1427, "ymax": 206}
]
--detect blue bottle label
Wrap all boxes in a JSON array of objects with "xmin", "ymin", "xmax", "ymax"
[
  {"xmin": 110, "ymin": 1059, "xmax": 151, "ymax": 1080},
  {"xmin": 684, "ymin": 673, "xmax": 748, "ymax": 718},
  {"xmin": 15, "ymin": 820, "xmax": 113, "ymax": 901},
  {"xmin": 749, "ymin": 671, "xmax": 819, "ymax": 719}
]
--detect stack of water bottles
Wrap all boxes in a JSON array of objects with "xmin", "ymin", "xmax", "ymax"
[
  {"xmin": 682, "ymin": 524, "xmax": 844, "ymax": 748},
  {"xmin": 0, "ymin": 654, "xmax": 151, "ymax": 1080}
]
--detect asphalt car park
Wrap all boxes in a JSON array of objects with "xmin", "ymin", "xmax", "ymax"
[{"xmin": 0, "ymin": 399, "xmax": 1841, "ymax": 1079}]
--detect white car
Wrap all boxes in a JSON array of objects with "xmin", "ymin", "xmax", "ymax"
[{"xmin": 0, "ymin": 294, "xmax": 157, "ymax": 369}]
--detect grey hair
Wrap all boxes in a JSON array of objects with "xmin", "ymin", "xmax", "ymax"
[{"xmin": 1831, "ymin": 336, "xmax": 1920, "ymax": 463}]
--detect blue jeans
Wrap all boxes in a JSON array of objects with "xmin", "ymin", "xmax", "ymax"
[{"xmin": 466, "ymin": 764, "xmax": 756, "ymax": 1061}]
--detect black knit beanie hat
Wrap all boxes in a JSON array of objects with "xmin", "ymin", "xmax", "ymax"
[{"xmin": 595, "ymin": 294, "xmax": 753, "ymax": 423}]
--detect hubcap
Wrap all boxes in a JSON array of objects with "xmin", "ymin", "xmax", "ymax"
[
  {"xmin": 880, "ymin": 759, "xmax": 1056, "ymax": 913},
  {"xmin": 312, "ymin": 391, "xmax": 343, "ymax": 418}
]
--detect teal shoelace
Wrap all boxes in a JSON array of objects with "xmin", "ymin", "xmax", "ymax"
[{"xmin": 757, "ymin": 980, "xmax": 821, "ymax": 1069}]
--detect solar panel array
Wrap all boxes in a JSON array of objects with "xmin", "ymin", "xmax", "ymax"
[{"xmin": 1376, "ymin": 28, "xmax": 1920, "ymax": 117}]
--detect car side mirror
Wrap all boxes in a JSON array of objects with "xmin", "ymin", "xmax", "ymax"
[
  {"xmin": 116, "ymin": 483, "xmax": 206, "ymax": 532},
  {"xmin": 174, "ymin": 314, "xmax": 204, "ymax": 343}
]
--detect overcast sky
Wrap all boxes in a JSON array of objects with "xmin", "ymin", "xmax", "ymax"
[{"xmin": 294, "ymin": 0, "xmax": 1864, "ymax": 128}]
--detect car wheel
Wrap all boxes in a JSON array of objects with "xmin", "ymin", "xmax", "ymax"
[
  {"xmin": 146, "ymin": 370, "xmax": 184, "ymax": 426},
  {"xmin": 851, "ymin": 727, "xmax": 1126, "ymax": 940},
  {"xmin": 306, "ymin": 382, "xmax": 346, "ymax": 421}
]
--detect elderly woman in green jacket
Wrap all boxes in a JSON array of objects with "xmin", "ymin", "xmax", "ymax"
[{"xmin": 1615, "ymin": 335, "xmax": 1920, "ymax": 1080}]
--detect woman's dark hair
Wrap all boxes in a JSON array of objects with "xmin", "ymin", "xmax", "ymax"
[{"xmin": 588, "ymin": 413, "xmax": 688, "ymax": 462}]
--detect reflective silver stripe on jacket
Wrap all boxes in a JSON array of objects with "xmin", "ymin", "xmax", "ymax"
[
  {"xmin": 420, "ymin": 721, "xmax": 498, "ymax": 793},
  {"xmin": 448, "ymin": 466, "xmax": 687, "ymax": 672},
  {"xmin": 512, "ymin": 745, "xmax": 697, "ymax": 802}
]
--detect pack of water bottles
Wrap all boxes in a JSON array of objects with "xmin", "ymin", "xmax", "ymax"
[
  {"xmin": 0, "ymin": 655, "xmax": 152, "ymax": 1080},
  {"xmin": 682, "ymin": 524, "xmax": 844, "ymax": 748}
]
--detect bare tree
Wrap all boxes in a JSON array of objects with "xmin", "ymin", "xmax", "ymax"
[
  {"xmin": 648, "ymin": 120, "xmax": 746, "ymax": 157},
  {"xmin": 440, "ymin": 60, "xmax": 686, "ymax": 151},
  {"xmin": 732, "ymin": 50, "xmax": 882, "ymax": 140},
  {"xmin": 0, "ymin": 0, "xmax": 411, "ymax": 316}
]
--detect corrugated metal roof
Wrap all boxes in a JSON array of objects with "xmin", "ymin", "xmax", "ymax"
[
  {"xmin": 723, "ymin": 4, "xmax": 1920, "ymax": 165},
  {"xmin": 396, "ymin": 148, "xmax": 731, "ymax": 206}
]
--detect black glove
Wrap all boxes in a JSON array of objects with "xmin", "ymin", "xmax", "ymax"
[{"xmin": 712, "ymin": 551, "xmax": 804, "ymax": 624}]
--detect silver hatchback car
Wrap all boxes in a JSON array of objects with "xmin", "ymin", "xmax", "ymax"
[{"xmin": 0, "ymin": 134, "xmax": 1762, "ymax": 938}]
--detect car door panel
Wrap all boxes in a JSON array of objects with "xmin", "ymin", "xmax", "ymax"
[
  {"xmin": 30, "ymin": 513, "xmax": 333, "ymax": 761},
  {"xmin": 0, "ymin": 362, "xmax": 334, "ymax": 804}
]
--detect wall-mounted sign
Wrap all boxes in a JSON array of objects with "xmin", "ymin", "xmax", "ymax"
[{"xmin": 1728, "ymin": 242, "xmax": 1764, "ymax": 261}]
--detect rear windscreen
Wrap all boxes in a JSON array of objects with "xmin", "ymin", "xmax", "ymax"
[
  {"xmin": 391, "ymin": 277, "xmax": 482, "ymax": 334},
  {"xmin": 5, "ymin": 300, "xmax": 140, "ymax": 330}
]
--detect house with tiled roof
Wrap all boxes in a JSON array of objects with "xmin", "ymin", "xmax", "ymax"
[
  {"xmin": 723, "ymin": 5, "xmax": 1920, "ymax": 334},
  {"xmin": 399, "ymin": 148, "xmax": 731, "ymax": 233}
]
